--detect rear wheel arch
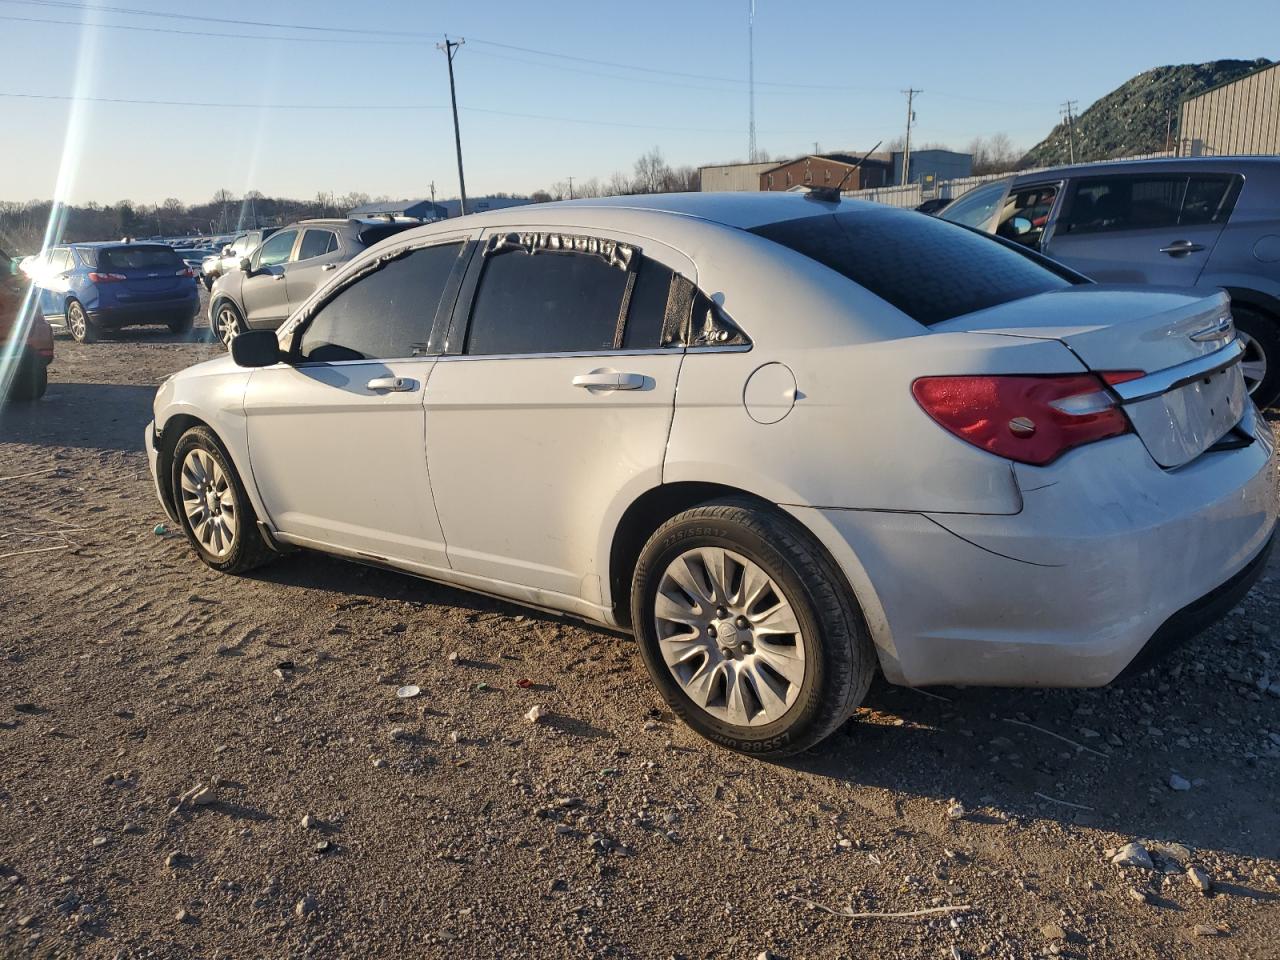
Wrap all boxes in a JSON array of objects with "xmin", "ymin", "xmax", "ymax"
[{"xmin": 608, "ymin": 482, "xmax": 862, "ymax": 632}]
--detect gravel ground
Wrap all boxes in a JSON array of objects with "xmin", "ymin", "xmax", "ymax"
[{"xmin": 2, "ymin": 302, "xmax": 1279, "ymax": 959}]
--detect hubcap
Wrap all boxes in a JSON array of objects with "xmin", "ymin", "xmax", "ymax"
[
  {"xmin": 1236, "ymin": 329, "xmax": 1267, "ymax": 395},
  {"xmin": 217, "ymin": 307, "xmax": 241, "ymax": 348},
  {"xmin": 653, "ymin": 547, "xmax": 806, "ymax": 727},
  {"xmin": 69, "ymin": 306, "xmax": 85, "ymax": 339},
  {"xmin": 179, "ymin": 449, "xmax": 237, "ymax": 558}
]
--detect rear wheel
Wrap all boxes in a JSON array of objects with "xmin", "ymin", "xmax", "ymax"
[
  {"xmin": 66, "ymin": 299, "xmax": 97, "ymax": 343},
  {"xmin": 1233, "ymin": 306, "xmax": 1279, "ymax": 409},
  {"xmin": 170, "ymin": 426, "xmax": 274, "ymax": 574},
  {"xmin": 212, "ymin": 300, "xmax": 243, "ymax": 350},
  {"xmin": 631, "ymin": 499, "xmax": 875, "ymax": 757}
]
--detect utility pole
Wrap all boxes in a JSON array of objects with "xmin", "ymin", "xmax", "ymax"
[
  {"xmin": 438, "ymin": 35, "xmax": 468, "ymax": 216},
  {"xmin": 747, "ymin": 0, "xmax": 757, "ymax": 163},
  {"xmin": 901, "ymin": 88, "xmax": 921, "ymax": 186},
  {"xmin": 1165, "ymin": 109, "xmax": 1173, "ymax": 154},
  {"xmin": 1060, "ymin": 100, "xmax": 1078, "ymax": 164},
  {"xmin": 567, "ymin": 176, "xmax": 574, "ymax": 200}
]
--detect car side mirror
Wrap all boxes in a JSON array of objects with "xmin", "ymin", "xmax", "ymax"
[
  {"xmin": 1011, "ymin": 216, "xmax": 1033, "ymax": 235},
  {"xmin": 230, "ymin": 329, "xmax": 281, "ymax": 367},
  {"xmin": 239, "ymin": 257, "xmax": 253, "ymax": 274},
  {"xmin": 221, "ymin": 245, "xmax": 232, "ymax": 256}
]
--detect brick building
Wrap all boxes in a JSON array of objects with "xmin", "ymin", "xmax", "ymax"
[{"xmin": 759, "ymin": 153, "xmax": 894, "ymax": 192}]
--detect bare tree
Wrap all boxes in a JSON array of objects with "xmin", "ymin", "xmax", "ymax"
[
  {"xmin": 632, "ymin": 147, "xmax": 670, "ymax": 194},
  {"xmin": 604, "ymin": 171, "xmax": 632, "ymax": 197},
  {"xmin": 967, "ymin": 133, "xmax": 1021, "ymax": 174}
]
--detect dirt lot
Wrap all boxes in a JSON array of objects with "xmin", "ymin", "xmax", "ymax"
[{"xmin": 2, "ymin": 305, "xmax": 1279, "ymax": 959}]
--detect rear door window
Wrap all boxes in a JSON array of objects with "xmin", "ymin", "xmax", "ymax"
[
  {"xmin": 750, "ymin": 208, "xmax": 1071, "ymax": 327},
  {"xmin": 299, "ymin": 242, "xmax": 463, "ymax": 361},
  {"xmin": 298, "ymin": 229, "xmax": 338, "ymax": 261},
  {"xmin": 1061, "ymin": 176, "xmax": 1187, "ymax": 234},
  {"xmin": 1181, "ymin": 175, "xmax": 1240, "ymax": 226},
  {"xmin": 463, "ymin": 234, "xmax": 631, "ymax": 356}
]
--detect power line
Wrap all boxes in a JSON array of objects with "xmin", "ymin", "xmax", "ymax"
[
  {"xmin": 0, "ymin": 5, "xmax": 1060, "ymax": 108},
  {"xmin": 0, "ymin": 0, "xmax": 432, "ymax": 37},
  {"xmin": 0, "ymin": 13, "xmax": 421, "ymax": 45}
]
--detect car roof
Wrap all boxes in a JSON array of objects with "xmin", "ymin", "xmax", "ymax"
[{"xmin": 1015, "ymin": 155, "xmax": 1280, "ymax": 181}]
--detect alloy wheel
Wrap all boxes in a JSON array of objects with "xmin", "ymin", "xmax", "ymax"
[
  {"xmin": 68, "ymin": 303, "xmax": 86, "ymax": 341},
  {"xmin": 1237, "ymin": 329, "xmax": 1267, "ymax": 396},
  {"xmin": 653, "ymin": 547, "xmax": 806, "ymax": 727},
  {"xmin": 216, "ymin": 305, "xmax": 241, "ymax": 348},
  {"xmin": 179, "ymin": 448, "xmax": 237, "ymax": 558}
]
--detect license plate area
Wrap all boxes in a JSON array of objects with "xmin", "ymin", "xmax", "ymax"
[{"xmin": 1122, "ymin": 363, "xmax": 1246, "ymax": 468}]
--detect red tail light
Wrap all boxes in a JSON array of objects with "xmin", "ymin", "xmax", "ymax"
[
  {"xmin": 911, "ymin": 373, "xmax": 1140, "ymax": 466},
  {"xmin": 178, "ymin": 267, "xmax": 195, "ymax": 278},
  {"xmin": 88, "ymin": 271, "xmax": 127, "ymax": 283}
]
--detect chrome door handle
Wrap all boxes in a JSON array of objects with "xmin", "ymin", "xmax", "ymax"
[
  {"xmin": 366, "ymin": 376, "xmax": 417, "ymax": 392},
  {"xmin": 321, "ymin": 263, "xmax": 337, "ymax": 271},
  {"xmin": 572, "ymin": 371, "xmax": 645, "ymax": 391},
  {"xmin": 1159, "ymin": 240, "xmax": 1205, "ymax": 256},
  {"xmin": 272, "ymin": 273, "xmax": 285, "ymax": 280}
]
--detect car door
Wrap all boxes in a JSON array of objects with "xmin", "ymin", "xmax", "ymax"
[
  {"xmin": 241, "ymin": 229, "xmax": 298, "ymax": 329},
  {"xmin": 282, "ymin": 227, "xmax": 344, "ymax": 309},
  {"xmin": 242, "ymin": 236, "xmax": 470, "ymax": 568},
  {"xmin": 1043, "ymin": 173, "xmax": 1239, "ymax": 285},
  {"xmin": 423, "ymin": 226, "xmax": 691, "ymax": 604}
]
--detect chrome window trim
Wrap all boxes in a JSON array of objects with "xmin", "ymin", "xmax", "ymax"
[
  {"xmin": 287, "ymin": 343, "xmax": 751, "ymax": 368},
  {"xmin": 1112, "ymin": 337, "xmax": 1245, "ymax": 403}
]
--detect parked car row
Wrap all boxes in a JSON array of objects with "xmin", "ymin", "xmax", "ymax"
[
  {"xmin": 937, "ymin": 156, "xmax": 1280, "ymax": 407},
  {"xmin": 147, "ymin": 186, "xmax": 1277, "ymax": 757}
]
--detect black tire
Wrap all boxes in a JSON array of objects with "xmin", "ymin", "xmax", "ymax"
[
  {"xmin": 170, "ymin": 425, "xmax": 275, "ymax": 575},
  {"xmin": 1232, "ymin": 305, "xmax": 1280, "ymax": 409},
  {"xmin": 66, "ymin": 299, "xmax": 97, "ymax": 343},
  {"xmin": 202, "ymin": 275, "xmax": 215, "ymax": 291},
  {"xmin": 211, "ymin": 299, "xmax": 243, "ymax": 350},
  {"xmin": 3, "ymin": 349, "xmax": 47, "ymax": 402},
  {"xmin": 168, "ymin": 312, "xmax": 194, "ymax": 336},
  {"xmin": 630, "ymin": 498, "xmax": 875, "ymax": 758}
]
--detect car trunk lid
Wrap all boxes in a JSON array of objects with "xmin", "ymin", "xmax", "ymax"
[{"xmin": 931, "ymin": 285, "xmax": 1249, "ymax": 468}]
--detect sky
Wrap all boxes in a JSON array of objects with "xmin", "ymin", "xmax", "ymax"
[{"xmin": 0, "ymin": 0, "xmax": 1275, "ymax": 206}]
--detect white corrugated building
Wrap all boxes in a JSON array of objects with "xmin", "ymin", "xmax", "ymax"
[{"xmin": 1180, "ymin": 61, "xmax": 1280, "ymax": 156}]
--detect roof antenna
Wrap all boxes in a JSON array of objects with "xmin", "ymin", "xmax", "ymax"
[{"xmin": 805, "ymin": 140, "xmax": 883, "ymax": 203}]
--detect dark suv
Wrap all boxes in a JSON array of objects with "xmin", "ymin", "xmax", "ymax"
[
  {"xmin": 208, "ymin": 218, "xmax": 420, "ymax": 347},
  {"xmin": 941, "ymin": 157, "xmax": 1280, "ymax": 406}
]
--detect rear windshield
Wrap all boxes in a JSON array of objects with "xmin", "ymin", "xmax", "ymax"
[
  {"xmin": 749, "ymin": 208, "xmax": 1070, "ymax": 326},
  {"xmin": 97, "ymin": 246, "xmax": 184, "ymax": 270},
  {"xmin": 358, "ymin": 222, "xmax": 419, "ymax": 247}
]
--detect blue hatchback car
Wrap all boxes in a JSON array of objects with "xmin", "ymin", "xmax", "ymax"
[{"xmin": 23, "ymin": 242, "xmax": 199, "ymax": 342}]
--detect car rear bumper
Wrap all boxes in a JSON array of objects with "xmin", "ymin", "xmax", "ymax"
[
  {"xmin": 91, "ymin": 293, "xmax": 198, "ymax": 326},
  {"xmin": 790, "ymin": 409, "xmax": 1278, "ymax": 688}
]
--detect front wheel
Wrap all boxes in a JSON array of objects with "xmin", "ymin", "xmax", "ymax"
[
  {"xmin": 1233, "ymin": 306, "xmax": 1279, "ymax": 409},
  {"xmin": 170, "ymin": 426, "xmax": 275, "ymax": 574},
  {"xmin": 212, "ymin": 300, "xmax": 243, "ymax": 350},
  {"xmin": 630, "ymin": 499, "xmax": 875, "ymax": 757}
]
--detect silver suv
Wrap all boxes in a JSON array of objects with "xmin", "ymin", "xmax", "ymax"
[
  {"xmin": 208, "ymin": 219, "xmax": 418, "ymax": 346},
  {"xmin": 941, "ymin": 157, "xmax": 1280, "ymax": 407}
]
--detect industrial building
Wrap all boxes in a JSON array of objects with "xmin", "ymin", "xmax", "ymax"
[
  {"xmin": 347, "ymin": 199, "xmax": 448, "ymax": 220},
  {"xmin": 759, "ymin": 154, "xmax": 893, "ymax": 192},
  {"xmin": 1180, "ymin": 60, "xmax": 1280, "ymax": 156},
  {"xmin": 891, "ymin": 149, "xmax": 973, "ymax": 185},
  {"xmin": 697, "ymin": 161, "xmax": 778, "ymax": 191}
]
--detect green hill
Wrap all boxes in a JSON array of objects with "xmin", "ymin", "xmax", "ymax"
[{"xmin": 1020, "ymin": 58, "xmax": 1272, "ymax": 168}]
